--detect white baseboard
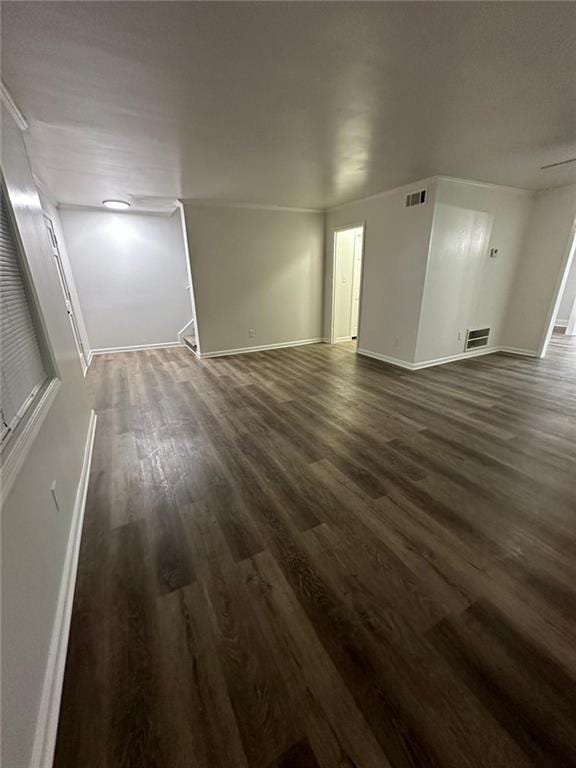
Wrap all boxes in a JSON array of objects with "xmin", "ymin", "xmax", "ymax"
[
  {"xmin": 30, "ymin": 410, "xmax": 97, "ymax": 768},
  {"xmin": 357, "ymin": 348, "xmax": 415, "ymax": 370},
  {"xmin": 554, "ymin": 319, "xmax": 568, "ymax": 328},
  {"xmin": 498, "ymin": 346, "xmax": 539, "ymax": 357},
  {"xmin": 411, "ymin": 346, "xmax": 502, "ymax": 370},
  {"xmin": 198, "ymin": 337, "xmax": 323, "ymax": 359},
  {"xmin": 358, "ymin": 345, "xmax": 539, "ymax": 371},
  {"xmin": 91, "ymin": 340, "xmax": 182, "ymax": 356}
]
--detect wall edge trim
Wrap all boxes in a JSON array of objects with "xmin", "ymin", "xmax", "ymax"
[
  {"xmin": 198, "ymin": 338, "xmax": 323, "ymax": 358},
  {"xmin": 91, "ymin": 341, "xmax": 182, "ymax": 355},
  {"xmin": 57, "ymin": 203, "xmax": 175, "ymax": 217},
  {"xmin": 411, "ymin": 346, "xmax": 503, "ymax": 369},
  {"xmin": 357, "ymin": 348, "xmax": 415, "ymax": 369},
  {"xmin": 436, "ymin": 176, "xmax": 535, "ymax": 196},
  {"xmin": 0, "ymin": 379, "xmax": 62, "ymax": 503},
  {"xmin": 1, "ymin": 80, "xmax": 28, "ymax": 131},
  {"xmin": 30, "ymin": 410, "xmax": 97, "ymax": 768},
  {"xmin": 498, "ymin": 346, "xmax": 540, "ymax": 357},
  {"xmin": 180, "ymin": 199, "xmax": 323, "ymax": 214},
  {"xmin": 358, "ymin": 345, "xmax": 539, "ymax": 371}
]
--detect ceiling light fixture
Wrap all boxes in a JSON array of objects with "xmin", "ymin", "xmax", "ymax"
[{"xmin": 102, "ymin": 199, "xmax": 131, "ymax": 210}]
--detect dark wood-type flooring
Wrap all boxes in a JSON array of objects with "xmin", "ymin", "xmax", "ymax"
[{"xmin": 55, "ymin": 332, "xmax": 576, "ymax": 768}]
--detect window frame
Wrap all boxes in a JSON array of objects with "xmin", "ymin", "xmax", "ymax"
[{"xmin": 0, "ymin": 177, "xmax": 60, "ymax": 499}]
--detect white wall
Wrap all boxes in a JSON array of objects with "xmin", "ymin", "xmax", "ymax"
[
  {"xmin": 182, "ymin": 204, "xmax": 325, "ymax": 355},
  {"xmin": 59, "ymin": 208, "xmax": 191, "ymax": 352},
  {"xmin": 415, "ymin": 179, "xmax": 534, "ymax": 363},
  {"xmin": 504, "ymin": 184, "xmax": 576, "ymax": 353},
  {"xmin": 1, "ymin": 110, "xmax": 93, "ymax": 768},
  {"xmin": 326, "ymin": 179, "xmax": 437, "ymax": 364}
]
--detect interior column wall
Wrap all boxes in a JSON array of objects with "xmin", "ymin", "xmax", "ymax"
[
  {"xmin": 414, "ymin": 179, "xmax": 534, "ymax": 364},
  {"xmin": 325, "ymin": 178, "xmax": 437, "ymax": 365}
]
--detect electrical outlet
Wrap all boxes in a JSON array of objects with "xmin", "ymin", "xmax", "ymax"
[
  {"xmin": 50, "ymin": 481, "xmax": 61, "ymax": 513},
  {"xmin": 458, "ymin": 331, "xmax": 462, "ymax": 341},
  {"xmin": 393, "ymin": 337, "xmax": 399, "ymax": 347},
  {"xmin": 249, "ymin": 328, "xmax": 255, "ymax": 338}
]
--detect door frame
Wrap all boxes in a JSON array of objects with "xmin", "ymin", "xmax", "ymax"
[
  {"xmin": 538, "ymin": 220, "xmax": 576, "ymax": 357},
  {"xmin": 175, "ymin": 201, "xmax": 203, "ymax": 354},
  {"xmin": 43, "ymin": 215, "xmax": 88, "ymax": 372},
  {"xmin": 330, "ymin": 222, "xmax": 366, "ymax": 347}
]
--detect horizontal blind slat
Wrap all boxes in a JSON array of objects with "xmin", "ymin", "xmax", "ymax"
[{"xmin": 0, "ymin": 190, "xmax": 48, "ymax": 430}]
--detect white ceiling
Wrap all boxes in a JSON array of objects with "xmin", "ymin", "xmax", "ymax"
[{"xmin": 2, "ymin": 1, "xmax": 576, "ymax": 210}]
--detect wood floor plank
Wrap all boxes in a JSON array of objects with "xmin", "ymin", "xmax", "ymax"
[
  {"xmin": 106, "ymin": 521, "xmax": 164, "ymax": 768},
  {"xmin": 156, "ymin": 582, "xmax": 250, "ymax": 768},
  {"xmin": 54, "ymin": 332, "xmax": 576, "ymax": 768},
  {"xmin": 240, "ymin": 550, "xmax": 392, "ymax": 768},
  {"xmin": 427, "ymin": 599, "xmax": 576, "ymax": 766},
  {"xmin": 270, "ymin": 739, "xmax": 321, "ymax": 768},
  {"xmin": 183, "ymin": 500, "xmax": 303, "ymax": 768}
]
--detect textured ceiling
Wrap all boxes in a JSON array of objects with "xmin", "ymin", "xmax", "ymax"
[{"xmin": 2, "ymin": 1, "xmax": 576, "ymax": 210}]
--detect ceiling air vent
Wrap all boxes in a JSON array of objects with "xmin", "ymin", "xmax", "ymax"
[
  {"xmin": 405, "ymin": 189, "xmax": 427, "ymax": 208},
  {"xmin": 465, "ymin": 328, "xmax": 490, "ymax": 351}
]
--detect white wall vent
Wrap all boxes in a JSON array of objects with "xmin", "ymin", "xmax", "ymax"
[
  {"xmin": 405, "ymin": 189, "xmax": 427, "ymax": 208},
  {"xmin": 465, "ymin": 328, "xmax": 490, "ymax": 351}
]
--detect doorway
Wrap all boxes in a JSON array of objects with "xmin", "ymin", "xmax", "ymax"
[
  {"xmin": 43, "ymin": 215, "xmax": 88, "ymax": 371},
  {"xmin": 551, "ymin": 230, "xmax": 576, "ymax": 337},
  {"xmin": 331, "ymin": 225, "xmax": 364, "ymax": 347},
  {"xmin": 540, "ymin": 224, "xmax": 576, "ymax": 357}
]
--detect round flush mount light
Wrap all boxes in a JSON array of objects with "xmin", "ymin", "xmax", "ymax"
[{"xmin": 102, "ymin": 199, "xmax": 131, "ymax": 210}]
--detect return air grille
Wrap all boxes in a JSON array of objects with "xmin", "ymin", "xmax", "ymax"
[
  {"xmin": 405, "ymin": 189, "xmax": 427, "ymax": 207},
  {"xmin": 465, "ymin": 328, "xmax": 490, "ymax": 351}
]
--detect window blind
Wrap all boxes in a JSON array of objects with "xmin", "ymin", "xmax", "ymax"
[{"xmin": 1, "ymin": 188, "xmax": 48, "ymax": 442}]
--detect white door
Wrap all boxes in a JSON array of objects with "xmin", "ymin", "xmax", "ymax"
[
  {"xmin": 43, "ymin": 216, "xmax": 87, "ymax": 369},
  {"xmin": 350, "ymin": 229, "xmax": 363, "ymax": 338}
]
